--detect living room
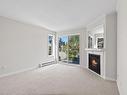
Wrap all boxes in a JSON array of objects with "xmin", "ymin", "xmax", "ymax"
[{"xmin": 0, "ymin": 0, "xmax": 127, "ymax": 95}]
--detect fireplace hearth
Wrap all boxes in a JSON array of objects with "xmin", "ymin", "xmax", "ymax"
[{"xmin": 89, "ymin": 54, "xmax": 100, "ymax": 75}]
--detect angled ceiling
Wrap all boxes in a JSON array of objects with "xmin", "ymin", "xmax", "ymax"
[{"xmin": 0, "ymin": 0, "xmax": 116, "ymax": 32}]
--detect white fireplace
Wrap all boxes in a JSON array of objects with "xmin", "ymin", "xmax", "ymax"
[{"xmin": 86, "ymin": 50, "xmax": 105, "ymax": 78}]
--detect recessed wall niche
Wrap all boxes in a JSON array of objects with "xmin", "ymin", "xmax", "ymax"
[{"xmin": 87, "ymin": 25, "xmax": 104, "ymax": 50}]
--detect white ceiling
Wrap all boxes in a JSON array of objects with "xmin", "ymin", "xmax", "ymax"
[{"xmin": 0, "ymin": 0, "xmax": 116, "ymax": 32}]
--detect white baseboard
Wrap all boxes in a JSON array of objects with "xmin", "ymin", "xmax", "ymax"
[
  {"xmin": 104, "ymin": 77, "xmax": 116, "ymax": 82},
  {"xmin": 0, "ymin": 66, "xmax": 37, "ymax": 78},
  {"xmin": 0, "ymin": 61, "xmax": 56, "ymax": 78}
]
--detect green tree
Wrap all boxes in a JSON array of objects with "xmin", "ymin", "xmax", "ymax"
[{"xmin": 68, "ymin": 35, "xmax": 79, "ymax": 61}]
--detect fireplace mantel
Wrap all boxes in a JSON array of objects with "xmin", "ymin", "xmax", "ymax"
[{"xmin": 85, "ymin": 48, "xmax": 105, "ymax": 52}]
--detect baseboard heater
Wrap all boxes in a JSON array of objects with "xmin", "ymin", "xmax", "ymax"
[{"xmin": 38, "ymin": 61, "xmax": 56, "ymax": 68}]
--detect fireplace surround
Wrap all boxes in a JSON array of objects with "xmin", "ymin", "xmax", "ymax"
[{"xmin": 86, "ymin": 50, "xmax": 104, "ymax": 78}]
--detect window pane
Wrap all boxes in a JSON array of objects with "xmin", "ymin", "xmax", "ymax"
[
  {"xmin": 48, "ymin": 35, "xmax": 53, "ymax": 55},
  {"xmin": 58, "ymin": 35, "xmax": 80, "ymax": 64},
  {"xmin": 68, "ymin": 35, "xmax": 80, "ymax": 64},
  {"xmin": 59, "ymin": 36, "xmax": 68, "ymax": 62}
]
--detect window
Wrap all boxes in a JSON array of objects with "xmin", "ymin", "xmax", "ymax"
[
  {"xmin": 58, "ymin": 35, "xmax": 80, "ymax": 64},
  {"xmin": 48, "ymin": 34, "xmax": 54, "ymax": 56}
]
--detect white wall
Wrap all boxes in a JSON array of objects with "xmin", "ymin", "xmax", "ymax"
[
  {"xmin": 117, "ymin": 0, "xmax": 127, "ymax": 95},
  {"xmin": 105, "ymin": 12, "xmax": 117, "ymax": 80},
  {"xmin": 0, "ymin": 16, "xmax": 55, "ymax": 76},
  {"xmin": 56, "ymin": 28, "xmax": 87, "ymax": 67}
]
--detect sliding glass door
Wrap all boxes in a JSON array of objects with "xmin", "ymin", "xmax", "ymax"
[
  {"xmin": 59, "ymin": 35, "xmax": 80, "ymax": 64},
  {"xmin": 59, "ymin": 36, "xmax": 68, "ymax": 63}
]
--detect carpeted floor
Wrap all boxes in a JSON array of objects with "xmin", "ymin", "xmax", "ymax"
[{"xmin": 0, "ymin": 63, "xmax": 119, "ymax": 95}]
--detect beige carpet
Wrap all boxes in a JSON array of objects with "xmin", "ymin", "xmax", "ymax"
[{"xmin": 0, "ymin": 63, "xmax": 119, "ymax": 95}]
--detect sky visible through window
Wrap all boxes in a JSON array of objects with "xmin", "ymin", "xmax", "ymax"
[
  {"xmin": 60, "ymin": 36, "xmax": 68, "ymax": 43},
  {"xmin": 48, "ymin": 36, "xmax": 52, "ymax": 44}
]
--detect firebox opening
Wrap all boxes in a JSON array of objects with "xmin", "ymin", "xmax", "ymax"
[{"xmin": 89, "ymin": 54, "xmax": 100, "ymax": 75}]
